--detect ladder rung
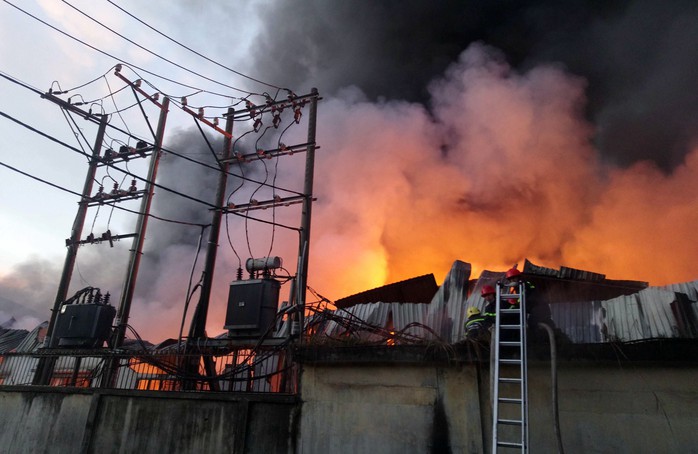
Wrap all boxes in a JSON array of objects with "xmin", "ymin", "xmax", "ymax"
[
  {"xmin": 498, "ymin": 397, "xmax": 522, "ymax": 404},
  {"xmin": 499, "ymin": 358, "xmax": 521, "ymax": 364},
  {"xmin": 500, "ymin": 308, "xmax": 521, "ymax": 313},
  {"xmin": 500, "ymin": 325, "xmax": 521, "ymax": 329},
  {"xmin": 500, "ymin": 294, "xmax": 521, "ymax": 298},
  {"xmin": 498, "ymin": 377, "xmax": 522, "ymax": 383},
  {"xmin": 497, "ymin": 441, "xmax": 524, "ymax": 448},
  {"xmin": 497, "ymin": 419, "xmax": 523, "ymax": 426},
  {"xmin": 497, "ymin": 418, "xmax": 523, "ymax": 426},
  {"xmin": 500, "ymin": 341, "xmax": 521, "ymax": 346}
]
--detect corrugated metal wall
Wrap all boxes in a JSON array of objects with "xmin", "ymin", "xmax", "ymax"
[{"xmin": 318, "ymin": 263, "xmax": 698, "ymax": 345}]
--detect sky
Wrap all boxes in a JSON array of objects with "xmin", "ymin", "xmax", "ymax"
[{"xmin": 1, "ymin": 0, "xmax": 698, "ymax": 341}]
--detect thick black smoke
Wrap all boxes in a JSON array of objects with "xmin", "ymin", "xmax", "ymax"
[{"xmin": 251, "ymin": 0, "xmax": 698, "ymax": 170}]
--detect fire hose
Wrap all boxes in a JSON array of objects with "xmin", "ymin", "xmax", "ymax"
[{"xmin": 538, "ymin": 322, "xmax": 565, "ymax": 454}]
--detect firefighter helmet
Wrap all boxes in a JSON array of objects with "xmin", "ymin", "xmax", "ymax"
[
  {"xmin": 466, "ymin": 306, "xmax": 481, "ymax": 318},
  {"xmin": 505, "ymin": 267, "xmax": 522, "ymax": 279},
  {"xmin": 481, "ymin": 285, "xmax": 496, "ymax": 296}
]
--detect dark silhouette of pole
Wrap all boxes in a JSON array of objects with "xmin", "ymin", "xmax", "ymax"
[
  {"xmin": 33, "ymin": 115, "xmax": 107, "ymax": 385},
  {"xmin": 113, "ymin": 97, "xmax": 170, "ymax": 347},
  {"xmin": 296, "ymin": 88, "xmax": 319, "ymax": 340},
  {"xmin": 188, "ymin": 108, "xmax": 234, "ymax": 340},
  {"xmin": 45, "ymin": 115, "xmax": 108, "ymax": 346}
]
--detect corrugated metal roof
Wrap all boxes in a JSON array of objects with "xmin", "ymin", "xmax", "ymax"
[
  {"xmin": 602, "ymin": 287, "xmax": 679, "ymax": 342},
  {"xmin": 334, "ymin": 274, "xmax": 438, "ymax": 308},
  {"xmin": 524, "ymin": 258, "xmax": 648, "ymax": 287},
  {"xmin": 524, "ymin": 259, "xmax": 606, "ymax": 281},
  {"xmin": 660, "ymin": 280, "xmax": 698, "ymax": 323},
  {"xmin": 13, "ymin": 322, "xmax": 48, "ymax": 353},
  {"xmin": 0, "ymin": 328, "xmax": 29, "ymax": 353},
  {"xmin": 549, "ymin": 301, "xmax": 605, "ymax": 343},
  {"xmin": 661, "ymin": 280, "xmax": 698, "ymax": 300},
  {"xmin": 426, "ymin": 260, "xmax": 471, "ymax": 343},
  {"xmin": 322, "ymin": 262, "xmax": 470, "ymax": 343}
]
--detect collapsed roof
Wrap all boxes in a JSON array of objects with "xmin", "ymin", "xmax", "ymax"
[{"xmin": 309, "ymin": 259, "xmax": 697, "ymax": 345}]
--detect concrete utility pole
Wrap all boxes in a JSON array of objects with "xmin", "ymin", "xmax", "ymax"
[
  {"xmin": 33, "ymin": 115, "xmax": 108, "ymax": 385},
  {"xmin": 296, "ymin": 88, "xmax": 319, "ymax": 338},
  {"xmin": 113, "ymin": 97, "xmax": 170, "ymax": 347},
  {"xmin": 43, "ymin": 115, "xmax": 108, "ymax": 348},
  {"xmin": 188, "ymin": 108, "xmax": 234, "ymax": 340}
]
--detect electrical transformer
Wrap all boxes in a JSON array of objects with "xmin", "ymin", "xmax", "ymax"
[
  {"xmin": 225, "ymin": 278, "xmax": 280, "ymax": 338},
  {"xmin": 53, "ymin": 303, "xmax": 116, "ymax": 348}
]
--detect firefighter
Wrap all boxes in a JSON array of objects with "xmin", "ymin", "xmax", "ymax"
[
  {"xmin": 498, "ymin": 266, "xmax": 529, "ymax": 343},
  {"xmin": 480, "ymin": 285, "xmax": 497, "ymax": 327},
  {"xmin": 464, "ymin": 306, "xmax": 489, "ymax": 342},
  {"xmin": 503, "ymin": 266, "xmax": 554, "ymax": 342}
]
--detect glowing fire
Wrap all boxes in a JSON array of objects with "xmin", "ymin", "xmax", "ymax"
[
  {"xmin": 4, "ymin": 45, "xmax": 696, "ymax": 345},
  {"xmin": 302, "ymin": 44, "xmax": 698, "ymax": 299}
]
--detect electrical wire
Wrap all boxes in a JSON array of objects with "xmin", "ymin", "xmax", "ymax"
[
  {"xmin": 192, "ymin": 117, "xmax": 222, "ymax": 168},
  {"xmin": 0, "ymin": 69, "xmax": 45, "ymax": 96},
  {"xmin": 2, "ymin": 69, "xmax": 306, "ymax": 197},
  {"xmin": 105, "ymin": 0, "xmax": 288, "ymax": 92},
  {"xmin": 266, "ymin": 119, "xmax": 297, "ymax": 259},
  {"xmin": 53, "ymin": 66, "xmax": 115, "ymax": 94},
  {"xmin": 62, "ymin": 0, "xmax": 259, "ymax": 96},
  {"xmin": 1, "ymin": 0, "xmax": 249, "ymax": 99},
  {"xmin": 103, "ymin": 75, "xmax": 132, "ymax": 137},
  {"xmin": 177, "ymin": 225, "xmax": 208, "ymax": 352},
  {"xmin": 0, "ymin": 159, "xmax": 83, "ymax": 198},
  {"xmin": 59, "ymin": 107, "xmax": 91, "ymax": 164},
  {"xmin": 0, "ymin": 108, "xmax": 219, "ymax": 209},
  {"xmin": 3, "ymin": 76, "xmax": 307, "ymax": 230},
  {"xmin": 0, "ymin": 158, "xmax": 207, "ymax": 228}
]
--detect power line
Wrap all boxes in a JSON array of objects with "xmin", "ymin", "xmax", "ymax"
[
  {"xmin": 0, "ymin": 108, "xmax": 219, "ymax": 210},
  {"xmin": 61, "ymin": 0, "xmax": 259, "ymax": 97},
  {"xmin": 1, "ymin": 69, "xmax": 306, "ymax": 197},
  {"xmin": 0, "ymin": 69, "xmax": 45, "ymax": 96},
  {"xmin": 1, "ymin": 0, "xmax": 246, "ymax": 99},
  {"xmin": 1, "ymin": 70, "xmax": 306, "ymax": 197},
  {"xmin": 0, "ymin": 160, "xmax": 83, "ymax": 198},
  {"xmin": 105, "ymin": 0, "xmax": 287, "ymax": 93},
  {"xmin": 0, "ymin": 158, "xmax": 208, "ymax": 228}
]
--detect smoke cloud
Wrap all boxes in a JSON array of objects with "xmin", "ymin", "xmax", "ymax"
[
  {"xmin": 3, "ymin": 1, "xmax": 698, "ymax": 342},
  {"xmin": 306, "ymin": 43, "xmax": 698, "ymax": 297},
  {"xmin": 251, "ymin": 0, "xmax": 698, "ymax": 169}
]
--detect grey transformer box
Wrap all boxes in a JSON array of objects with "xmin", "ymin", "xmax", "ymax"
[{"xmin": 224, "ymin": 278, "xmax": 280, "ymax": 338}]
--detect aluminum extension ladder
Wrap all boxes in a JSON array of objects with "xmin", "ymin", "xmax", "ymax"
[{"xmin": 491, "ymin": 281, "xmax": 529, "ymax": 452}]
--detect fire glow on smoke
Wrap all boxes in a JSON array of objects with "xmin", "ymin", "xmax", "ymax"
[
  {"xmin": 306, "ymin": 44, "xmax": 698, "ymax": 297},
  {"xmin": 2, "ymin": 45, "xmax": 697, "ymax": 341}
]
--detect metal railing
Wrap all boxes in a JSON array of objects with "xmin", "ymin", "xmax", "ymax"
[{"xmin": 0, "ymin": 347, "xmax": 297, "ymax": 393}]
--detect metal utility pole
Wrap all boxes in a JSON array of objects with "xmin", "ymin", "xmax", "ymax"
[
  {"xmin": 113, "ymin": 97, "xmax": 170, "ymax": 347},
  {"xmin": 296, "ymin": 88, "xmax": 319, "ymax": 339},
  {"xmin": 188, "ymin": 108, "xmax": 234, "ymax": 340}
]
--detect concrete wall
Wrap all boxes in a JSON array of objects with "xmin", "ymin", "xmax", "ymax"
[
  {"xmin": 297, "ymin": 360, "xmax": 698, "ymax": 454},
  {"xmin": 298, "ymin": 364, "xmax": 484, "ymax": 453},
  {"xmin": 529, "ymin": 363, "xmax": 698, "ymax": 454},
  {"xmin": 2, "ymin": 357, "xmax": 698, "ymax": 453},
  {"xmin": 0, "ymin": 387, "xmax": 295, "ymax": 454}
]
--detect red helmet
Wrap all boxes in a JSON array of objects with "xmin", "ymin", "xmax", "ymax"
[
  {"xmin": 481, "ymin": 285, "xmax": 495, "ymax": 296},
  {"xmin": 505, "ymin": 267, "xmax": 522, "ymax": 279}
]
